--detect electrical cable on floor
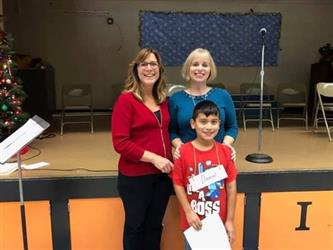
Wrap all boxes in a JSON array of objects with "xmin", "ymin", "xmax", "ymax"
[
  {"xmin": 34, "ymin": 168, "xmax": 118, "ymax": 173},
  {"xmin": 6, "ymin": 145, "xmax": 117, "ymax": 173},
  {"xmin": 6, "ymin": 145, "xmax": 42, "ymax": 163},
  {"xmin": 38, "ymin": 133, "xmax": 56, "ymax": 139}
]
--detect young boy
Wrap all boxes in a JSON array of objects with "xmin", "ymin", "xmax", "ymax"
[{"xmin": 172, "ymin": 100, "xmax": 238, "ymax": 250}]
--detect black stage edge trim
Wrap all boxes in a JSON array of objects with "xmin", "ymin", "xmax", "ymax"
[
  {"xmin": 237, "ymin": 170, "xmax": 333, "ymax": 193},
  {"xmin": 50, "ymin": 200, "xmax": 71, "ymax": 250},
  {"xmin": 1, "ymin": 170, "xmax": 332, "ymax": 201},
  {"xmin": 0, "ymin": 176, "xmax": 119, "ymax": 201},
  {"xmin": 243, "ymin": 193, "xmax": 261, "ymax": 250}
]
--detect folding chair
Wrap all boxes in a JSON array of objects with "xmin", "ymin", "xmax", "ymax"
[
  {"xmin": 313, "ymin": 82, "xmax": 333, "ymax": 141},
  {"xmin": 276, "ymin": 83, "xmax": 308, "ymax": 130},
  {"xmin": 167, "ymin": 84, "xmax": 186, "ymax": 96},
  {"xmin": 240, "ymin": 83, "xmax": 275, "ymax": 131},
  {"xmin": 60, "ymin": 84, "xmax": 94, "ymax": 135}
]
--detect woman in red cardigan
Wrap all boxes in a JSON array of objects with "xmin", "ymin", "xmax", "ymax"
[{"xmin": 111, "ymin": 48, "xmax": 173, "ymax": 250}]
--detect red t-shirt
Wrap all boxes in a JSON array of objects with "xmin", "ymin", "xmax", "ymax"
[{"xmin": 172, "ymin": 142, "xmax": 237, "ymax": 230}]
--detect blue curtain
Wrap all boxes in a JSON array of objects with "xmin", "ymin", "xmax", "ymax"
[{"xmin": 140, "ymin": 11, "xmax": 281, "ymax": 66}]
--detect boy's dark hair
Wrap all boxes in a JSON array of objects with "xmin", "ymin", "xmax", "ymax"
[{"xmin": 192, "ymin": 100, "xmax": 220, "ymax": 120}]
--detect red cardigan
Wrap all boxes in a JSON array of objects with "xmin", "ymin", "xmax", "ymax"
[{"xmin": 111, "ymin": 92, "xmax": 172, "ymax": 176}]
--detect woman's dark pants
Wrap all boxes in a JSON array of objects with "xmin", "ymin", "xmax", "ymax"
[{"xmin": 118, "ymin": 173, "xmax": 172, "ymax": 250}]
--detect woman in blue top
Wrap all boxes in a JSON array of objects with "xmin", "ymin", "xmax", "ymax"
[{"xmin": 169, "ymin": 48, "xmax": 238, "ymax": 157}]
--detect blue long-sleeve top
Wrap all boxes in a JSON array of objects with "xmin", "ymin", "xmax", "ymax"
[{"xmin": 168, "ymin": 87, "xmax": 238, "ymax": 143}]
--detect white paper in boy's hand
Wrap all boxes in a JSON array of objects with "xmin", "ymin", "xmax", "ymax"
[{"xmin": 184, "ymin": 213, "xmax": 231, "ymax": 250}]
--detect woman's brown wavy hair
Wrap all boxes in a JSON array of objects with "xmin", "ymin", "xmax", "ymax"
[{"xmin": 123, "ymin": 48, "xmax": 167, "ymax": 103}]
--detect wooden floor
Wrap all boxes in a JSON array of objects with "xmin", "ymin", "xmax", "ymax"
[{"xmin": 1, "ymin": 116, "xmax": 332, "ymax": 179}]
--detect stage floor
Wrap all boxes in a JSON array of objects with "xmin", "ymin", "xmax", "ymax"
[{"xmin": 1, "ymin": 116, "xmax": 332, "ymax": 179}]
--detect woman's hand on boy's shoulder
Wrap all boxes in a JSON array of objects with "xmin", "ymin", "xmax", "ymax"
[
  {"xmin": 223, "ymin": 143, "xmax": 237, "ymax": 161},
  {"xmin": 172, "ymin": 140, "xmax": 184, "ymax": 161}
]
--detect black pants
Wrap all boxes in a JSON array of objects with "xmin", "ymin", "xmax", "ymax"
[{"xmin": 118, "ymin": 173, "xmax": 172, "ymax": 250}]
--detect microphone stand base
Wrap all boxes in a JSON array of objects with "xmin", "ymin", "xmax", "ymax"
[{"xmin": 246, "ymin": 153, "xmax": 273, "ymax": 164}]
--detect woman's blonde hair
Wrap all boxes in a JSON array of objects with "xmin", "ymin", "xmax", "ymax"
[
  {"xmin": 181, "ymin": 48, "xmax": 217, "ymax": 82},
  {"xmin": 123, "ymin": 48, "xmax": 167, "ymax": 103}
]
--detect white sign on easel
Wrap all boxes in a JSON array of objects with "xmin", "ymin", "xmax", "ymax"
[{"xmin": 0, "ymin": 115, "xmax": 49, "ymax": 163}]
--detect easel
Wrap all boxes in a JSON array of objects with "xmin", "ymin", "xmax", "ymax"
[{"xmin": 0, "ymin": 115, "xmax": 49, "ymax": 250}]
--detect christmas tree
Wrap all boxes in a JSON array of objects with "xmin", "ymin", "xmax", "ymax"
[{"xmin": 0, "ymin": 29, "xmax": 29, "ymax": 142}]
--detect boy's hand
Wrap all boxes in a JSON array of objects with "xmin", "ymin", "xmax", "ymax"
[
  {"xmin": 185, "ymin": 210, "xmax": 202, "ymax": 231},
  {"xmin": 225, "ymin": 220, "xmax": 236, "ymax": 244}
]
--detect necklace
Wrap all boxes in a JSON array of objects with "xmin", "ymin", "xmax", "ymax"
[
  {"xmin": 191, "ymin": 94, "xmax": 207, "ymax": 106},
  {"xmin": 187, "ymin": 88, "xmax": 210, "ymax": 106}
]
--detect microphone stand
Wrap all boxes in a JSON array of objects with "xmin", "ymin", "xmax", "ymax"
[{"xmin": 246, "ymin": 30, "xmax": 273, "ymax": 163}]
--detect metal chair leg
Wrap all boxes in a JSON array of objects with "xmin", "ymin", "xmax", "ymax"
[
  {"xmin": 305, "ymin": 109, "xmax": 308, "ymax": 130},
  {"xmin": 313, "ymin": 104, "xmax": 319, "ymax": 131},
  {"xmin": 242, "ymin": 109, "xmax": 247, "ymax": 131},
  {"xmin": 60, "ymin": 110, "xmax": 64, "ymax": 135},
  {"xmin": 90, "ymin": 108, "xmax": 94, "ymax": 134},
  {"xmin": 269, "ymin": 108, "xmax": 275, "ymax": 132}
]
